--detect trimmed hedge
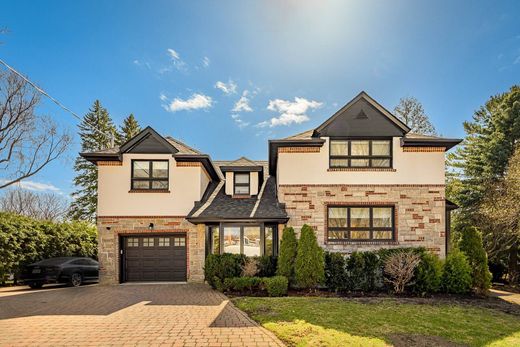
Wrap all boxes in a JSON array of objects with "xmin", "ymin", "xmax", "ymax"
[
  {"xmin": 458, "ymin": 226, "xmax": 492, "ymax": 293},
  {"xmin": 325, "ymin": 252, "xmax": 346, "ymax": 292},
  {"xmin": 441, "ymin": 250, "xmax": 472, "ymax": 294},
  {"xmin": 204, "ymin": 253, "xmax": 245, "ymax": 289},
  {"xmin": 264, "ymin": 276, "xmax": 288, "ymax": 297},
  {"xmin": 277, "ymin": 227, "xmax": 298, "ymax": 284},
  {"xmin": 294, "ymin": 224, "xmax": 324, "ymax": 289},
  {"xmin": 412, "ymin": 251, "xmax": 442, "ymax": 294},
  {"xmin": 0, "ymin": 212, "xmax": 97, "ymax": 283}
]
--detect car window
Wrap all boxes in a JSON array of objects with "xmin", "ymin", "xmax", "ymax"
[
  {"xmin": 70, "ymin": 259, "xmax": 89, "ymax": 265},
  {"xmin": 87, "ymin": 259, "xmax": 98, "ymax": 266}
]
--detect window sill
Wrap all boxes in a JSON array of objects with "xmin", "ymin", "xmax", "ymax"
[
  {"xmin": 327, "ymin": 240, "xmax": 399, "ymax": 245},
  {"xmin": 129, "ymin": 189, "xmax": 170, "ymax": 193},
  {"xmin": 328, "ymin": 167, "xmax": 396, "ymax": 172},
  {"xmin": 232, "ymin": 194, "xmax": 251, "ymax": 199}
]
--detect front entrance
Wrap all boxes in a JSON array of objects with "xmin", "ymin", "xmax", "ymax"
[{"xmin": 121, "ymin": 234, "xmax": 187, "ymax": 282}]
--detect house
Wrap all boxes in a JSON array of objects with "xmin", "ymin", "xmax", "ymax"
[{"xmin": 81, "ymin": 91, "xmax": 461, "ymax": 284}]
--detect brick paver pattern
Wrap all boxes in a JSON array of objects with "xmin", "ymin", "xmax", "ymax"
[{"xmin": 0, "ymin": 284, "xmax": 284, "ymax": 347}]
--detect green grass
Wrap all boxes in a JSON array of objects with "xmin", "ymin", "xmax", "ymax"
[{"xmin": 233, "ymin": 297, "xmax": 520, "ymax": 347}]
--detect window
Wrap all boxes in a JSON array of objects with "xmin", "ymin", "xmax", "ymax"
[
  {"xmin": 329, "ymin": 139, "xmax": 391, "ymax": 168},
  {"xmin": 234, "ymin": 173, "xmax": 250, "ymax": 195},
  {"xmin": 158, "ymin": 237, "xmax": 170, "ymax": 247},
  {"xmin": 143, "ymin": 238, "xmax": 155, "ymax": 247},
  {"xmin": 127, "ymin": 238, "xmax": 139, "ymax": 247},
  {"xmin": 173, "ymin": 237, "xmax": 185, "ymax": 247},
  {"xmin": 264, "ymin": 226, "xmax": 274, "ymax": 256},
  {"xmin": 327, "ymin": 206, "xmax": 394, "ymax": 241},
  {"xmin": 131, "ymin": 160, "xmax": 169, "ymax": 190},
  {"xmin": 223, "ymin": 226, "xmax": 241, "ymax": 254},
  {"xmin": 211, "ymin": 226, "xmax": 220, "ymax": 254},
  {"xmin": 243, "ymin": 226, "xmax": 261, "ymax": 257},
  {"xmin": 211, "ymin": 225, "xmax": 278, "ymax": 256}
]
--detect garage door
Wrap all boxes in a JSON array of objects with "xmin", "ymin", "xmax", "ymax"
[{"xmin": 122, "ymin": 235, "xmax": 187, "ymax": 282}]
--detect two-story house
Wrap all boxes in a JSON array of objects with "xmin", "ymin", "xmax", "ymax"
[{"xmin": 82, "ymin": 92, "xmax": 461, "ymax": 284}]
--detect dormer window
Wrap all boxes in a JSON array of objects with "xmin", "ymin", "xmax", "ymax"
[
  {"xmin": 131, "ymin": 160, "xmax": 169, "ymax": 190},
  {"xmin": 234, "ymin": 172, "xmax": 250, "ymax": 195},
  {"xmin": 329, "ymin": 139, "xmax": 392, "ymax": 168}
]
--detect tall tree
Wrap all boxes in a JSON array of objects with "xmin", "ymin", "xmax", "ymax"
[
  {"xmin": 0, "ymin": 71, "xmax": 70, "ymax": 189},
  {"xmin": 116, "ymin": 113, "xmax": 141, "ymax": 145},
  {"xmin": 69, "ymin": 100, "xmax": 116, "ymax": 222},
  {"xmin": 393, "ymin": 96, "xmax": 437, "ymax": 135},
  {"xmin": 0, "ymin": 188, "xmax": 69, "ymax": 221}
]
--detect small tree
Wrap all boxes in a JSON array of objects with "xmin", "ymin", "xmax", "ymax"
[
  {"xmin": 458, "ymin": 225, "xmax": 492, "ymax": 293},
  {"xmin": 277, "ymin": 227, "xmax": 298, "ymax": 284},
  {"xmin": 441, "ymin": 250, "xmax": 472, "ymax": 294},
  {"xmin": 393, "ymin": 96, "xmax": 437, "ymax": 135},
  {"xmin": 241, "ymin": 257, "xmax": 258, "ymax": 277},
  {"xmin": 294, "ymin": 224, "xmax": 324, "ymax": 290},
  {"xmin": 116, "ymin": 113, "xmax": 141, "ymax": 145},
  {"xmin": 384, "ymin": 251, "xmax": 421, "ymax": 294}
]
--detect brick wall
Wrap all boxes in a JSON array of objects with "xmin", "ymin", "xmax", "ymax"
[
  {"xmin": 96, "ymin": 216, "xmax": 205, "ymax": 284},
  {"xmin": 278, "ymin": 184, "xmax": 446, "ymax": 258}
]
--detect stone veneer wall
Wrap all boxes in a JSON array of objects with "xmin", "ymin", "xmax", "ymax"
[
  {"xmin": 278, "ymin": 184, "xmax": 446, "ymax": 258},
  {"xmin": 97, "ymin": 216, "xmax": 205, "ymax": 284}
]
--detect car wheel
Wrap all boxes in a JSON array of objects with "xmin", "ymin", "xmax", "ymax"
[
  {"xmin": 69, "ymin": 273, "xmax": 82, "ymax": 287},
  {"xmin": 28, "ymin": 282, "xmax": 43, "ymax": 289}
]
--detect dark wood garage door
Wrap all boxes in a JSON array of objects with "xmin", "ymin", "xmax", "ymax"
[{"xmin": 122, "ymin": 235, "xmax": 187, "ymax": 282}]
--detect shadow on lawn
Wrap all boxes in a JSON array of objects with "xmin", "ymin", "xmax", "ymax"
[{"xmin": 235, "ymin": 296, "xmax": 520, "ymax": 347}]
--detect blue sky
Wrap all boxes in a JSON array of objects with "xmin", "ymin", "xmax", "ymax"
[{"xmin": 1, "ymin": 0, "xmax": 519, "ymax": 196}]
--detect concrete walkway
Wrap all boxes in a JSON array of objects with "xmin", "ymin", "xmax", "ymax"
[
  {"xmin": 490, "ymin": 288, "xmax": 520, "ymax": 306},
  {"xmin": 0, "ymin": 283, "xmax": 284, "ymax": 347}
]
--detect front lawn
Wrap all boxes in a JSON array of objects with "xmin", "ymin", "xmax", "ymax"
[{"xmin": 234, "ymin": 297, "xmax": 520, "ymax": 347}]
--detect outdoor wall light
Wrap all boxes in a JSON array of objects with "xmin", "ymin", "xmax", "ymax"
[
  {"xmin": 149, "ymin": 223, "xmax": 154, "ymax": 230},
  {"xmin": 106, "ymin": 226, "xmax": 111, "ymax": 230}
]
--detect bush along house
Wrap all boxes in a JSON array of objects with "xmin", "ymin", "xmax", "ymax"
[{"xmin": 81, "ymin": 91, "xmax": 461, "ymax": 284}]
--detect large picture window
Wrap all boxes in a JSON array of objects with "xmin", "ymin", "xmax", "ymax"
[
  {"xmin": 131, "ymin": 160, "xmax": 169, "ymax": 190},
  {"xmin": 327, "ymin": 206, "xmax": 394, "ymax": 241},
  {"xmin": 234, "ymin": 173, "xmax": 250, "ymax": 195},
  {"xmin": 329, "ymin": 139, "xmax": 392, "ymax": 168},
  {"xmin": 209, "ymin": 224, "xmax": 277, "ymax": 256}
]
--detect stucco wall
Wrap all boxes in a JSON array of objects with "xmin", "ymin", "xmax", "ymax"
[
  {"xmin": 277, "ymin": 137, "xmax": 445, "ymax": 185},
  {"xmin": 97, "ymin": 153, "xmax": 209, "ymax": 216},
  {"xmin": 224, "ymin": 171, "xmax": 259, "ymax": 196}
]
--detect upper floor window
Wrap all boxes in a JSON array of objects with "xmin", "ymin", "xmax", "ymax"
[
  {"xmin": 131, "ymin": 160, "xmax": 169, "ymax": 190},
  {"xmin": 234, "ymin": 172, "xmax": 250, "ymax": 195},
  {"xmin": 329, "ymin": 139, "xmax": 392, "ymax": 168},
  {"xmin": 327, "ymin": 205, "xmax": 395, "ymax": 242}
]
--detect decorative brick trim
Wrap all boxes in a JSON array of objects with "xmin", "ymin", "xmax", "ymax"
[
  {"xmin": 403, "ymin": 147, "xmax": 445, "ymax": 152},
  {"xmin": 176, "ymin": 161, "xmax": 203, "ymax": 167},
  {"xmin": 128, "ymin": 189, "xmax": 170, "ymax": 193},
  {"xmin": 323, "ymin": 201, "xmax": 399, "ymax": 245},
  {"xmin": 327, "ymin": 168, "xmax": 397, "ymax": 172},
  {"xmin": 280, "ymin": 184, "xmax": 445, "ymax": 188},
  {"xmin": 117, "ymin": 229, "xmax": 189, "ymax": 234},
  {"xmin": 278, "ymin": 147, "xmax": 321, "ymax": 153},
  {"xmin": 98, "ymin": 215, "xmax": 187, "ymax": 219},
  {"xmin": 98, "ymin": 161, "xmax": 122, "ymax": 166}
]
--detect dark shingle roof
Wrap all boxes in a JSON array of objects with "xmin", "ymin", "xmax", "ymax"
[{"xmin": 83, "ymin": 136, "xmax": 201, "ymax": 156}]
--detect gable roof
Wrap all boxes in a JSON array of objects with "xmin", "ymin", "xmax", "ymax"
[
  {"xmin": 313, "ymin": 91, "xmax": 411, "ymax": 137},
  {"xmin": 215, "ymin": 157, "xmax": 266, "ymax": 173}
]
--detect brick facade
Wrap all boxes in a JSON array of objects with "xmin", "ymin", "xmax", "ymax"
[
  {"xmin": 97, "ymin": 216, "xmax": 205, "ymax": 284},
  {"xmin": 278, "ymin": 184, "xmax": 446, "ymax": 258}
]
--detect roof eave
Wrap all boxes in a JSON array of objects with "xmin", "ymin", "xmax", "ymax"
[
  {"xmin": 400, "ymin": 137, "xmax": 463, "ymax": 151},
  {"xmin": 79, "ymin": 152, "xmax": 121, "ymax": 164},
  {"xmin": 186, "ymin": 216, "xmax": 289, "ymax": 224}
]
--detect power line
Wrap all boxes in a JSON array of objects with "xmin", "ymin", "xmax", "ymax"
[{"xmin": 0, "ymin": 58, "xmax": 115, "ymax": 147}]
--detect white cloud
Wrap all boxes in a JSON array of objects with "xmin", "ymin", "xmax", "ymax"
[
  {"xmin": 0, "ymin": 179, "xmax": 61, "ymax": 192},
  {"xmin": 162, "ymin": 93, "xmax": 213, "ymax": 112},
  {"xmin": 231, "ymin": 114, "xmax": 250, "ymax": 129},
  {"xmin": 215, "ymin": 80, "xmax": 237, "ymax": 95},
  {"xmin": 167, "ymin": 48, "xmax": 180, "ymax": 60},
  {"xmin": 159, "ymin": 93, "xmax": 168, "ymax": 101},
  {"xmin": 257, "ymin": 97, "xmax": 322, "ymax": 127},
  {"xmin": 202, "ymin": 56, "xmax": 210, "ymax": 68},
  {"xmin": 232, "ymin": 90, "xmax": 253, "ymax": 112}
]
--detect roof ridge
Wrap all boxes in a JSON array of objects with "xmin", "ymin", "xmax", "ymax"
[{"xmin": 165, "ymin": 135, "xmax": 201, "ymax": 154}]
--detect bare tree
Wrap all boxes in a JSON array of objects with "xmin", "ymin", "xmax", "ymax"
[
  {"xmin": 0, "ymin": 70, "xmax": 71, "ymax": 189},
  {"xmin": 394, "ymin": 96, "xmax": 437, "ymax": 135},
  {"xmin": 384, "ymin": 252, "xmax": 421, "ymax": 294},
  {"xmin": 0, "ymin": 188, "xmax": 69, "ymax": 221}
]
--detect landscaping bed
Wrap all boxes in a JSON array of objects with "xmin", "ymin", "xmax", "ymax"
[{"xmin": 234, "ymin": 296, "xmax": 520, "ymax": 347}]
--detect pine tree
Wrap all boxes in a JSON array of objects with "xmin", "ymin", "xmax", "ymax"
[
  {"xmin": 294, "ymin": 224, "xmax": 325, "ymax": 290},
  {"xmin": 276, "ymin": 227, "xmax": 298, "ymax": 285},
  {"xmin": 69, "ymin": 100, "xmax": 117, "ymax": 222},
  {"xmin": 116, "ymin": 113, "xmax": 141, "ymax": 145},
  {"xmin": 458, "ymin": 225, "xmax": 492, "ymax": 293},
  {"xmin": 393, "ymin": 96, "xmax": 437, "ymax": 135}
]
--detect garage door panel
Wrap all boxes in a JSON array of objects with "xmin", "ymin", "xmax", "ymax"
[{"xmin": 122, "ymin": 235, "xmax": 187, "ymax": 282}]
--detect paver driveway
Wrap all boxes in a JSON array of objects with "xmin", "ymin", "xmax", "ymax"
[{"xmin": 0, "ymin": 284, "xmax": 284, "ymax": 347}]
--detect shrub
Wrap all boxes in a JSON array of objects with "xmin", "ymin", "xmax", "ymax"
[
  {"xmin": 458, "ymin": 226, "xmax": 492, "ymax": 293},
  {"xmin": 294, "ymin": 225, "xmax": 325, "ymax": 290},
  {"xmin": 412, "ymin": 252, "xmax": 442, "ymax": 294},
  {"xmin": 277, "ymin": 227, "xmax": 298, "ymax": 284},
  {"xmin": 263, "ymin": 276, "xmax": 288, "ymax": 297},
  {"xmin": 441, "ymin": 250, "xmax": 472, "ymax": 294},
  {"xmin": 242, "ymin": 258, "xmax": 259, "ymax": 277},
  {"xmin": 346, "ymin": 251, "xmax": 382, "ymax": 292},
  {"xmin": 488, "ymin": 259, "xmax": 507, "ymax": 283},
  {"xmin": 204, "ymin": 253, "xmax": 245, "ymax": 288},
  {"xmin": 384, "ymin": 251, "xmax": 421, "ymax": 294},
  {"xmin": 257, "ymin": 255, "xmax": 277, "ymax": 277},
  {"xmin": 324, "ymin": 252, "xmax": 346, "ymax": 292},
  {"xmin": 223, "ymin": 276, "xmax": 262, "ymax": 293}
]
